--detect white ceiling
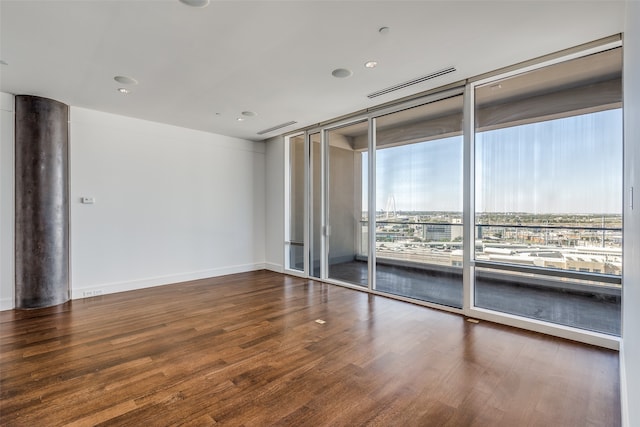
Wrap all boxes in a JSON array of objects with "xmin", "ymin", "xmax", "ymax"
[{"xmin": 0, "ymin": 0, "xmax": 626, "ymax": 141}]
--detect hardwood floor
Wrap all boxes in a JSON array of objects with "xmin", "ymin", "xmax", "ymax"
[{"xmin": 0, "ymin": 270, "xmax": 620, "ymax": 426}]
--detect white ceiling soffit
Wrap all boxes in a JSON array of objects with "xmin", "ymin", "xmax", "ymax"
[{"xmin": 0, "ymin": 1, "xmax": 626, "ymax": 142}]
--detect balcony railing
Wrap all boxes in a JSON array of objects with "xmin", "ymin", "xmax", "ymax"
[{"xmin": 358, "ymin": 220, "xmax": 622, "ymax": 287}]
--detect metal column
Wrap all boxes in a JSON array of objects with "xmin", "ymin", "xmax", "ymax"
[{"xmin": 15, "ymin": 95, "xmax": 69, "ymax": 308}]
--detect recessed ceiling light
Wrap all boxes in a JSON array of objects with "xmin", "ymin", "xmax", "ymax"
[
  {"xmin": 179, "ymin": 0, "xmax": 210, "ymax": 7},
  {"xmin": 365, "ymin": 61, "xmax": 378, "ymax": 69},
  {"xmin": 241, "ymin": 111, "xmax": 257, "ymax": 117},
  {"xmin": 237, "ymin": 117, "xmax": 245, "ymax": 122},
  {"xmin": 379, "ymin": 27, "xmax": 390, "ymax": 34},
  {"xmin": 114, "ymin": 75, "xmax": 138, "ymax": 85},
  {"xmin": 332, "ymin": 68, "xmax": 353, "ymax": 78},
  {"xmin": 117, "ymin": 88, "xmax": 130, "ymax": 94}
]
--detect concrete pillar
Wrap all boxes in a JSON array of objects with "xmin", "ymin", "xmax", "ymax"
[{"xmin": 15, "ymin": 95, "xmax": 69, "ymax": 308}]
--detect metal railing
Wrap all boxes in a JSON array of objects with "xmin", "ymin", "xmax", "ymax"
[{"xmin": 357, "ymin": 220, "xmax": 622, "ymax": 286}]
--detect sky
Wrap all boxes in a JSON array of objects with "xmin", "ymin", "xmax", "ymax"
[
  {"xmin": 370, "ymin": 136, "xmax": 463, "ymax": 212},
  {"xmin": 365, "ymin": 108, "xmax": 623, "ymax": 214}
]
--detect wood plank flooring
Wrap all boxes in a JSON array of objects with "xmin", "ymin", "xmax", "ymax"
[{"xmin": 0, "ymin": 270, "xmax": 620, "ymax": 426}]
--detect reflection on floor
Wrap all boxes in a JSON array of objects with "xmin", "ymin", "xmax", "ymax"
[{"xmin": 326, "ymin": 260, "xmax": 620, "ymax": 335}]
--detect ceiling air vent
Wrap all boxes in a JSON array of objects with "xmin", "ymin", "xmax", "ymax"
[
  {"xmin": 367, "ymin": 67, "xmax": 456, "ymax": 99},
  {"xmin": 257, "ymin": 121, "xmax": 298, "ymax": 135}
]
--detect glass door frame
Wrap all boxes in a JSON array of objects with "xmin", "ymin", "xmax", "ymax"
[
  {"xmin": 320, "ymin": 118, "xmax": 371, "ymax": 290},
  {"xmin": 370, "ymin": 93, "xmax": 466, "ymax": 307},
  {"xmin": 283, "ymin": 132, "xmax": 307, "ymax": 278},
  {"xmin": 366, "ymin": 88, "xmax": 465, "ymax": 300}
]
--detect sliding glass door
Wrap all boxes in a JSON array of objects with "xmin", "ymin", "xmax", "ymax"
[
  {"xmin": 285, "ymin": 134, "xmax": 305, "ymax": 272},
  {"xmin": 373, "ymin": 96, "xmax": 464, "ymax": 307},
  {"xmin": 325, "ymin": 121, "xmax": 369, "ymax": 287}
]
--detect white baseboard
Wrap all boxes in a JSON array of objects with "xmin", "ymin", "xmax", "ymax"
[
  {"xmin": 1, "ymin": 263, "xmax": 269, "ymax": 310},
  {"xmin": 71, "ymin": 263, "xmax": 265, "ymax": 300},
  {"xmin": 0, "ymin": 297, "xmax": 14, "ymax": 311},
  {"xmin": 620, "ymin": 340, "xmax": 629, "ymax": 427},
  {"xmin": 264, "ymin": 262, "xmax": 284, "ymax": 273}
]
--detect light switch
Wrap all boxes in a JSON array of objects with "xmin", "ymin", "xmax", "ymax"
[{"xmin": 81, "ymin": 197, "xmax": 95, "ymax": 204}]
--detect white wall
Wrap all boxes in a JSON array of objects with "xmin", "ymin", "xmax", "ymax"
[
  {"xmin": 0, "ymin": 92, "xmax": 15, "ymax": 310},
  {"xmin": 69, "ymin": 107, "xmax": 265, "ymax": 298},
  {"xmin": 622, "ymin": 2, "xmax": 640, "ymax": 425},
  {"xmin": 0, "ymin": 102, "xmax": 266, "ymax": 309},
  {"xmin": 264, "ymin": 135, "xmax": 284, "ymax": 272}
]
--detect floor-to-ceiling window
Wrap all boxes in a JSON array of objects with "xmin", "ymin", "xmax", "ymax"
[
  {"xmin": 372, "ymin": 95, "xmax": 464, "ymax": 307},
  {"xmin": 472, "ymin": 47, "xmax": 622, "ymax": 335},
  {"xmin": 285, "ymin": 40, "xmax": 623, "ymax": 343}
]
